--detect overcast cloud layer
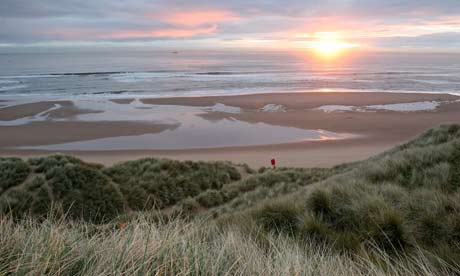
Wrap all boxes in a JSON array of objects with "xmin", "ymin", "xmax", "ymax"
[{"xmin": 1, "ymin": 0, "xmax": 460, "ymax": 50}]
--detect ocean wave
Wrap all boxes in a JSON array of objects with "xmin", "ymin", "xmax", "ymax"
[
  {"xmin": 52, "ymin": 71, "xmax": 127, "ymax": 76},
  {"xmin": 6, "ymin": 69, "xmax": 454, "ymax": 82},
  {"xmin": 0, "ymin": 74, "xmax": 62, "ymax": 79},
  {"xmin": 194, "ymin": 72, "xmax": 240, "ymax": 75},
  {"xmin": 0, "ymin": 84, "xmax": 28, "ymax": 92},
  {"xmin": 193, "ymin": 70, "xmax": 304, "ymax": 76},
  {"xmin": 1, "ymin": 66, "xmax": 460, "ymax": 99},
  {"xmin": 0, "ymin": 80, "xmax": 19, "ymax": 84},
  {"xmin": 0, "ymin": 71, "xmax": 180, "ymax": 79},
  {"xmin": 91, "ymin": 90, "xmax": 129, "ymax": 95},
  {"xmin": 109, "ymin": 72, "xmax": 183, "ymax": 83},
  {"xmin": 407, "ymin": 79, "xmax": 460, "ymax": 85}
]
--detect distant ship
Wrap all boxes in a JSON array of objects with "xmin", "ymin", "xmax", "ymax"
[{"xmin": 172, "ymin": 51, "xmax": 179, "ymax": 54}]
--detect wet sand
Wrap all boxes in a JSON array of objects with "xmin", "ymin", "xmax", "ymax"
[
  {"xmin": 1, "ymin": 92, "xmax": 460, "ymax": 168},
  {"xmin": 0, "ymin": 101, "xmax": 102, "ymax": 121},
  {"xmin": 110, "ymin": 98, "xmax": 136, "ymax": 105},
  {"xmin": 0, "ymin": 121, "xmax": 179, "ymax": 147},
  {"xmin": 0, "ymin": 101, "xmax": 67, "ymax": 121},
  {"xmin": 140, "ymin": 92, "xmax": 458, "ymax": 109}
]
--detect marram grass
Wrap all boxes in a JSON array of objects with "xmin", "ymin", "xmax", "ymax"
[
  {"xmin": 0, "ymin": 214, "xmax": 456, "ymax": 276},
  {"xmin": 2, "ymin": 124, "xmax": 460, "ymax": 275}
]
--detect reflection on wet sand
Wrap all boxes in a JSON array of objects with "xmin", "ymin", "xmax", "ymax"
[
  {"xmin": 6, "ymin": 99, "xmax": 351, "ymax": 150},
  {"xmin": 1, "ymin": 92, "xmax": 460, "ymax": 167},
  {"xmin": 21, "ymin": 118, "xmax": 350, "ymax": 151}
]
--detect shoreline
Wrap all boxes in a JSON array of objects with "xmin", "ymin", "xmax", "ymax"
[{"xmin": 1, "ymin": 91, "xmax": 460, "ymax": 168}]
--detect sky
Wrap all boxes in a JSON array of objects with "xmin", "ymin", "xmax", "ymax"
[{"xmin": 1, "ymin": 0, "xmax": 460, "ymax": 52}]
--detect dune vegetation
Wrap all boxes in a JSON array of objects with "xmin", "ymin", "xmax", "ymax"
[{"xmin": 1, "ymin": 124, "xmax": 460, "ymax": 275}]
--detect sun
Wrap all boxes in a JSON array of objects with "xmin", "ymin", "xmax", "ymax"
[
  {"xmin": 311, "ymin": 40, "xmax": 352, "ymax": 57},
  {"xmin": 309, "ymin": 32, "xmax": 356, "ymax": 59}
]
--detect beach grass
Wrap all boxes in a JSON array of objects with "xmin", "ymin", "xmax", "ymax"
[
  {"xmin": 0, "ymin": 214, "xmax": 456, "ymax": 276},
  {"xmin": 1, "ymin": 124, "xmax": 460, "ymax": 275}
]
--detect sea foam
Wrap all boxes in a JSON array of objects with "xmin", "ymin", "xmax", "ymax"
[{"xmin": 316, "ymin": 101, "xmax": 442, "ymax": 113}]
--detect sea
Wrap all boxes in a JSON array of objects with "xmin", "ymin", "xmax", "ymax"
[{"xmin": 1, "ymin": 49, "xmax": 460, "ymax": 99}]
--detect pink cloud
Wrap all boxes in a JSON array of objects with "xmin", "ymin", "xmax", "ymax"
[
  {"xmin": 110, "ymin": 24, "xmax": 218, "ymax": 39},
  {"xmin": 151, "ymin": 24, "xmax": 218, "ymax": 37},
  {"xmin": 421, "ymin": 16, "xmax": 460, "ymax": 28},
  {"xmin": 153, "ymin": 10, "xmax": 238, "ymax": 27},
  {"xmin": 43, "ymin": 24, "xmax": 218, "ymax": 40},
  {"xmin": 286, "ymin": 14, "xmax": 460, "ymax": 43},
  {"xmin": 60, "ymin": 9, "xmax": 236, "ymax": 40},
  {"xmin": 286, "ymin": 16, "xmax": 371, "ymax": 38}
]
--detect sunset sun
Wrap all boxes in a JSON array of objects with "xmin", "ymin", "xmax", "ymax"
[{"xmin": 309, "ymin": 32, "xmax": 357, "ymax": 59}]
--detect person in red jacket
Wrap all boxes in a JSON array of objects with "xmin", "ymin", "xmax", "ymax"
[{"xmin": 271, "ymin": 158, "xmax": 276, "ymax": 169}]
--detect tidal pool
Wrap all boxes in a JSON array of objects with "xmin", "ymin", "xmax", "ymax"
[
  {"xmin": 19, "ymin": 117, "xmax": 351, "ymax": 150},
  {"xmin": 8, "ymin": 98, "xmax": 353, "ymax": 150}
]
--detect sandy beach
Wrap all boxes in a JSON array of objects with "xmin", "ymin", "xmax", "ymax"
[{"xmin": 1, "ymin": 92, "xmax": 460, "ymax": 168}]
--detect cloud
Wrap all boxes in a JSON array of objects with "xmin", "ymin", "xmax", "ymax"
[
  {"xmin": 1, "ymin": 0, "xmax": 460, "ymax": 50},
  {"xmin": 111, "ymin": 25, "xmax": 218, "ymax": 39},
  {"xmin": 374, "ymin": 32, "xmax": 460, "ymax": 49},
  {"xmin": 149, "ymin": 25, "xmax": 218, "ymax": 38},
  {"xmin": 39, "ymin": 24, "xmax": 219, "ymax": 40},
  {"xmin": 154, "ymin": 10, "xmax": 238, "ymax": 27}
]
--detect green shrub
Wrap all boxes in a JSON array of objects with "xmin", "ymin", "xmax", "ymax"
[
  {"xmin": 120, "ymin": 184, "xmax": 159, "ymax": 210},
  {"xmin": 30, "ymin": 185, "xmax": 52, "ymax": 216},
  {"xmin": 415, "ymin": 212, "xmax": 449, "ymax": 246},
  {"xmin": 24, "ymin": 176, "xmax": 46, "ymax": 191},
  {"xmin": 0, "ymin": 187, "xmax": 33, "ymax": 216},
  {"xmin": 447, "ymin": 143, "xmax": 460, "ymax": 191},
  {"xmin": 307, "ymin": 189, "xmax": 335, "ymax": 220},
  {"xmin": 447, "ymin": 215, "xmax": 460, "ymax": 243},
  {"xmin": 366, "ymin": 208, "xmax": 409, "ymax": 252},
  {"xmin": 0, "ymin": 157, "xmax": 30, "ymax": 192},
  {"xmin": 299, "ymin": 213, "xmax": 332, "ymax": 242},
  {"xmin": 201, "ymin": 168, "xmax": 335, "ymax": 215},
  {"xmin": 105, "ymin": 158, "xmax": 241, "ymax": 209},
  {"xmin": 301, "ymin": 187, "xmax": 410, "ymax": 253},
  {"xmin": 196, "ymin": 190, "xmax": 224, "ymax": 208},
  {"xmin": 50, "ymin": 164, "xmax": 125, "ymax": 223},
  {"xmin": 242, "ymin": 163, "xmax": 255, "ymax": 174},
  {"xmin": 252, "ymin": 201, "xmax": 300, "ymax": 235},
  {"xmin": 179, "ymin": 197, "xmax": 202, "ymax": 215},
  {"xmin": 29, "ymin": 155, "xmax": 85, "ymax": 176}
]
